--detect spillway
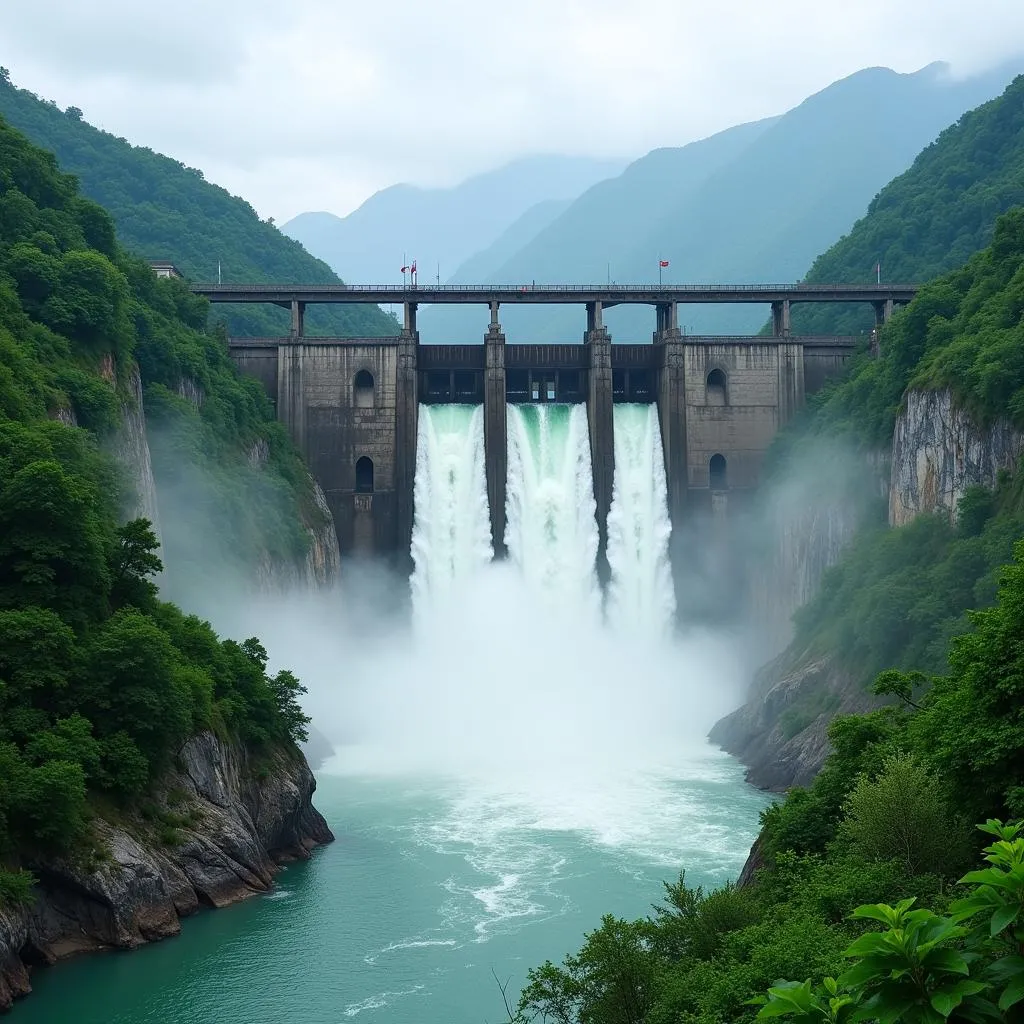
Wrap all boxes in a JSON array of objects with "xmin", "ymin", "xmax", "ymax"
[
  {"xmin": 504, "ymin": 403, "xmax": 602, "ymax": 618},
  {"xmin": 410, "ymin": 405, "xmax": 493, "ymax": 618},
  {"xmin": 606, "ymin": 403, "xmax": 676, "ymax": 636}
]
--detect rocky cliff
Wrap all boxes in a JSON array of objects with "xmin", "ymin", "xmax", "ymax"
[
  {"xmin": 717, "ymin": 389, "xmax": 1022, "ymax": 789},
  {"xmin": 889, "ymin": 388, "xmax": 1024, "ymax": 526},
  {"xmin": 0, "ymin": 732, "xmax": 334, "ymax": 1013}
]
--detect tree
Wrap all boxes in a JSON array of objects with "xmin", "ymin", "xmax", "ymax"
[{"xmin": 107, "ymin": 518, "xmax": 162, "ymax": 610}]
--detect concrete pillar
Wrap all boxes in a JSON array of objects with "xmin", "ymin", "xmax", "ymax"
[
  {"xmin": 655, "ymin": 302, "xmax": 679, "ymax": 336},
  {"xmin": 290, "ymin": 299, "xmax": 305, "ymax": 338},
  {"xmin": 771, "ymin": 299, "xmax": 791, "ymax": 337},
  {"xmin": 276, "ymin": 342, "xmax": 306, "ymax": 454},
  {"xmin": 404, "ymin": 301, "xmax": 418, "ymax": 334},
  {"xmin": 585, "ymin": 316, "xmax": 613, "ymax": 584},
  {"xmin": 874, "ymin": 298, "xmax": 895, "ymax": 326},
  {"xmin": 484, "ymin": 308, "xmax": 507, "ymax": 558},
  {"xmin": 655, "ymin": 327, "xmax": 686, "ymax": 533},
  {"xmin": 776, "ymin": 342, "xmax": 806, "ymax": 428},
  {"xmin": 394, "ymin": 330, "xmax": 419, "ymax": 567}
]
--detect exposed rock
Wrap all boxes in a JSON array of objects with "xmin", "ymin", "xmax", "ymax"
[
  {"xmin": 711, "ymin": 648, "xmax": 875, "ymax": 790},
  {"xmin": 107, "ymin": 365, "xmax": 163, "ymax": 545},
  {"xmin": 0, "ymin": 733, "xmax": 333, "ymax": 1013},
  {"xmin": 719, "ymin": 388, "xmax": 1021, "ymax": 791},
  {"xmin": 736, "ymin": 833, "xmax": 766, "ymax": 889},
  {"xmin": 890, "ymin": 388, "xmax": 1024, "ymax": 526},
  {"xmin": 177, "ymin": 376, "xmax": 205, "ymax": 409}
]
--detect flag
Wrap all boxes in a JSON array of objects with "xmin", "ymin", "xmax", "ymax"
[
  {"xmin": 400, "ymin": 265, "xmax": 409, "ymax": 273},
  {"xmin": 659, "ymin": 260, "xmax": 670, "ymax": 268},
  {"xmin": 411, "ymin": 260, "xmax": 417, "ymax": 273}
]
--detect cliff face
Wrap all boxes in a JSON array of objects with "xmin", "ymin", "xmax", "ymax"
[
  {"xmin": 0, "ymin": 732, "xmax": 334, "ymax": 1013},
  {"xmin": 108, "ymin": 365, "xmax": 163, "ymax": 543},
  {"xmin": 719, "ymin": 389, "xmax": 1021, "ymax": 789},
  {"xmin": 889, "ymin": 388, "xmax": 1024, "ymax": 526}
]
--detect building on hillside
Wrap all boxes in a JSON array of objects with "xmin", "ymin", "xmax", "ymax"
[{"xmin": 148, "ymin": 260, "xmax": 182, "ymax": 279}]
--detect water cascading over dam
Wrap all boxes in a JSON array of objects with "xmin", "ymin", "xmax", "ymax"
[
  {"xmin": 505, "ymin": 403, "xmax": 602, "ymax": 617},
  {"xmin": 606, "ymin": 404, "xmax": 676, "ymax": 636},
  {"xmin": 410, "ymin": 404, "xmax": 493, "ymax": 615},
  {"xmin": 410, "ymin": 401, "xmax": 674, "ymax": 630}
]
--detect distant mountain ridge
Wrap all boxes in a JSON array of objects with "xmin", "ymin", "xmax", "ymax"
[
  {"xmin": 0, "ymin": 74, "xmax": 395, "ymax": 338},
  {"xmin": 281, "ymin": 154, "xmax": 627, "ymax": 286},
  {"xmin": 420, "ymin": 60, "xmax": 1024, "ymax": 343}
]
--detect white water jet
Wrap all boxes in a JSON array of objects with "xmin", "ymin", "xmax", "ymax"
[
  {"xmin": 504, "ymin": 403, "xmax": 601, "ymax": 620},
  {"xmin": 410, "ymin": 405, "xmax": 492, "ymax": 624},
  {"xmin": 606, "ymin": 403, "xmax": 676, "ymax": 636}
]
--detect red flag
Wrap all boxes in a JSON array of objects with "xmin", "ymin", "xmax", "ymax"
[
  {"xmin": 411, "ymin": 260, "xmax": 417, "ymax": 273},
  {"xmin": 400, "ymin": 265, "xmax": 409, "ymax": 273},
  {"xmin": 659, "ymin": 260, "xmax": 670, "ymax": 267}
]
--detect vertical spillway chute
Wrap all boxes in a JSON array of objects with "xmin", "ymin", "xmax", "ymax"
[
  {"xmin": 606, "ymin": 403, "xmax": 676, "ymax": 637},
  {"xmin": 410, "ymin": 405, "xmax": 493, "ymax": 623},
  {"xmin": 504, "ymin": 403, "xmax": 601, "ymax": 620}
]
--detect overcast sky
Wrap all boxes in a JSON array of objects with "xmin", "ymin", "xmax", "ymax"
[{"xmin": 2, "ymin": 0, "xmax": 1024, "ymax": 222}]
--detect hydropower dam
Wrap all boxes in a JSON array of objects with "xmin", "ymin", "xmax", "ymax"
[{"xmin": 195, "ymin": 282, "xmax": 916, "ymax": 589}]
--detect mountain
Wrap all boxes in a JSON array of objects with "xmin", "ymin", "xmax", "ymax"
[
  {"xmin": 446, "ymin": 198, "xmax": 574, "ymax": 284},
  {"xmin": 790, "ymin": 73, "xmax": 1024, "ymax": 336},
  {"xmin": 421, "ymin": 61, "xmax": 1023, "ymax": 343},
  {"xmin": 0, "ymin": 72, "xmax": 394, "ymax": 338},
  {"xmin": 281, "ymin": 154, "xmax": 626, "ymax": 285}
]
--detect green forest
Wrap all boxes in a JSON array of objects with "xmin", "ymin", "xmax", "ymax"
[
  {"xmin": 0, "ymin": 68, "xmax": 397, "ymax": 339},
  {"xmin": 0, "ymin": 116, "xmax": 310, "ymax": 905},
  {"xmin": 790, "ymin": 73, "xmax": 1024, "ymax": 337},
  {"xmin": 509, "ymin": 211, "xmax": 1024, "ymax": 1024}
]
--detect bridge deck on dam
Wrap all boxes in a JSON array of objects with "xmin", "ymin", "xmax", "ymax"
[{"xmin": 198, "ymin": 282, "xmax": 917, "ymax": 306}]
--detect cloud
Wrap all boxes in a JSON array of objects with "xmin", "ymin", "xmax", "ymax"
[{"xmin": 2, "ymin": 0, "xmax": 1023, "ymax": 220}]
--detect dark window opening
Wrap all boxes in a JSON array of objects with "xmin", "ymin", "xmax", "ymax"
[
  {"xmin": 709, "ymin": 453, "xmax": 727, "ymax": 490},
  {"xmin": 560, "ymin": 370, "xmax": 582, "ymax": 402},
  {"xmin": 354, "ymin": 369, "xmax": 375, "ymax": 408},
  {"xmin": 613, "ymin": 369, "xmax": 627, "ymax": 400},
  {"xmin": 454, "ymin": 370, "xmax": 479, "ymax": 400},
  {"xmin": 507, "ymin": 370, "xmax": 529, "ymax": 401},
  {"xmin": 425, "ymin": 370, "xmax": 452, "ymax": 401},
  {"xmin": 356, "ymin": 456, "xmax": 374, "ymax": 493},
  {"xmin": 706, "ymin": 368, "xmax": 727, "ymax": 406}
]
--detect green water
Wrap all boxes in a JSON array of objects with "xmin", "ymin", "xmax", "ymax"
[{"xmin": 13, "ymin": 753, "xmax": 767, "ymax": 1023}]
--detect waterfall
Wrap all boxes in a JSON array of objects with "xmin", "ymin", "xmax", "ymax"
[
  {"xmin": 504, "ymin": 403, "xmax": 602, "ymax": 619},
  {"xmin": 410, "ymin": 405, "xmax": 493, "ymax": 619},
  {"xmin": 606, "ymin": 403, "xmax": 676, "ymax": 636}
]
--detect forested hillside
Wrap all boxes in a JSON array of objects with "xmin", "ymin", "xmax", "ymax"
[
  {"xmin": 0, "ymin": 68, "xmax": 394, "ymax": 339},
  {"xmin": 513, "ymin": 209, "xmax": 1024, "ymax": 1024},
  {"xmin": 0, "ymin": 115, "xmax": 313, "ymax": 903},
  {"xmin": 793, "ymin": 73, "xmax": 1024, "ymax": 336}
]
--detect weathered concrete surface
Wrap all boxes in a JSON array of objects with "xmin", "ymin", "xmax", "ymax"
[
  {"xmin": 890, "ymin": 388, "xmax": 1024, "ymax": 526},
  {"xmin": 0, "ymin": 733, "xmax": 333, "ymax": 1013}
]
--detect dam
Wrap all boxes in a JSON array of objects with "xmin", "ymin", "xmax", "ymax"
[{"xmin": 196, "ymin": 282, "xmax": 916, "ymax": 565}]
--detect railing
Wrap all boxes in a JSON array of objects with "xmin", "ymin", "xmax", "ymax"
[{"xmin": 200, "ymin": 282, "xmax": 917, "ymax": 294}]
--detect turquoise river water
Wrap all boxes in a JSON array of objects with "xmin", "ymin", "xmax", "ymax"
[{"xmin": 13, "ymin": 749, "xmax": 767, "ymax": 1023}]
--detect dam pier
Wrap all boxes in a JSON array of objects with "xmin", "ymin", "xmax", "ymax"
[{"xmin": 196, "ymin": 282, "xmax": 916, "ymax": 562}]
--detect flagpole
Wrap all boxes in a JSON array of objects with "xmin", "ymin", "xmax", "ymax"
[
  {"xmin": 877, "ymin": 261, "xmax": 881, "ymax": 284},
  {"xmin": 658, "ymin": 257, "xmax": 662, "ymax": 287}
]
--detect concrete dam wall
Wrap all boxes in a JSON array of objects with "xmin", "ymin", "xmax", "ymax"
[{"xmin": 228, "ymin": 331, "xmax": 858, "ymax": 564}]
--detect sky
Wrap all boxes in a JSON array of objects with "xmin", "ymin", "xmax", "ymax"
[{"xmin": 2, "ymin": 0, "xmax": 1024, "ymax": 223}]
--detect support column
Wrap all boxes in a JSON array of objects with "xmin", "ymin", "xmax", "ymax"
[
  {"xmin": 776, "ymin": 341, "xmax": 806, "ymax": 428},
  {"xmin": 585, "ymin": 301, "xmax": 613, "ymax": 584},
  {"xmin": 404, "ymin": 301, "xmax": 418, "ymax": 334},
  {"xmin": 290, "ymin": 299, "xmax": 305, "ymax": 338},
  {"xmin": 771, "ymin": 299, "xmax": 791, "ymax": 337},
  {"xmin": 276, "ymin": 342, "xmax": 306, "ymax": 454},
  {"xmin": 873, "ymin": 298, "xmax": 895, "ymax": 326},
  {"xmin": 394, "ymin": 329, "xmax": 419, "ymax": 568},
  {"xmin": 655, "ymin": 325, "xmax": 686, "ymax": 534},
  {"xmin": 484, "ymin": 301, "xmax": 507, "ymax": 557}
]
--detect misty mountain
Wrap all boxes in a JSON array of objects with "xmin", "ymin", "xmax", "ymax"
[
  {"xmin": 420, "ymin": 60, "xmax": 1024, "ymax": 343},
  {"xmin": 281, "ymin": 154, "xmax": 626, "ymax": 285},
  {"xmin": 0, "ymin": 74, "xmax": 395, "ymax": 338}
]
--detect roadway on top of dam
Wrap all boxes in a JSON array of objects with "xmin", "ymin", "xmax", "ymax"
[{"xmin": 192, "ymin": 282, "xmax": 918, "ymax": 306}]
